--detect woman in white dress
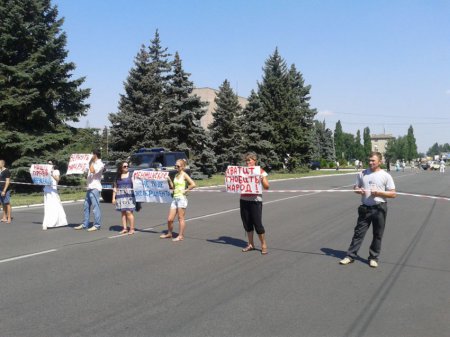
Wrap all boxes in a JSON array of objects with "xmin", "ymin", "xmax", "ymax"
[{"xmin": 42, "ymin": 161, "xmax": 68, "ymax": 230}]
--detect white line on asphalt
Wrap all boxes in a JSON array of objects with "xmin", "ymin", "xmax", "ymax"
[{"xmin": 0, "ymin": 249, "xmax": 57, "ymax": 264}]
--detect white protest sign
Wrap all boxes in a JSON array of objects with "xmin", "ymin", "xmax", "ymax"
[
  {"xmin": 29, "ymin": 164, "xmax": 53, "ymax": 186},
  {"xmin": 132, "ymin": 170, "xmax": 172, "ymax": 203},
  {"xmin": 225, "ymin": 166, "xmax": 262, "ymax": 194},
  {"xmin": 66, "ymin": 154, "xmax": 93, "ymax": 175}
]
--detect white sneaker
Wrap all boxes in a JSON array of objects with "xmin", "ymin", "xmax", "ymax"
[
  {"xmin": 339, "ymin": 257, "xmax": 354, "ymax": 265},
  {"xmin": 74, "ymin": 224, "xmax": 84, "ymax": 230},
  {"xmin": 369, "ymin": 260, "xmax": 378, "ymax": 268}
]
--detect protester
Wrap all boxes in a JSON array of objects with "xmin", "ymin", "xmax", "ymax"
[
  {"xmin": 440, "ymin": 159, "xmax": 445, "ymax": 173},
  {"xmin": 42, "ymin": 161, "xmax": 68, "ymax": 230},
  {"xmin": 112, "ymin": 161, "xmax": 136, "ymax": 234},
  {"xmin": 240, "ymin": 152, "xmax": 270, "ymax": 255},
  {"xmin": 74, "ymin": 149, "xmax": 104, "ymax": 231},
  {"xmin": 340, "ymin": 152, "xmax": 396, "ymax": 268},
  {"xmin": 0, "ymin": 159, "xmax": 12, "ymax": 223},
  {"xmin": 160, "ymin": 159, "xmax": 196, "ymax": 242}
]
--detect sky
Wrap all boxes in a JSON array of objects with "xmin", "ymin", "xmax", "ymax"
[{"xmin": 53, "ymin": 0, "xmax": 450, "ymax": 153}]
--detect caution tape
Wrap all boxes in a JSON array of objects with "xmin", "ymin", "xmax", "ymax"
[{"xmin": 3, "ymin": 181, "xmax": 450, "ymax": 202}]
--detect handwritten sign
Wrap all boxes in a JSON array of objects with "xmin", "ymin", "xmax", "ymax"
[
  {"xmin": 66, "ymin": 154, "xmax": 93, "ymax": 175},
  {"xmin": 132, "ymin": 170, "xmax": 172, "ymax": 203},
  {"xmin": 225, "ymin": 166, "xmax": 262, "ymax": 194},
  {"xmin": 29, "ymin": 164, "xmax": 53, "ymax": 186}
]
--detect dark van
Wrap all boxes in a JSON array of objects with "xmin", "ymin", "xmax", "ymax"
[{"xmin": 101, "ymin": 148, "xmax": 189, "ymax": 202}]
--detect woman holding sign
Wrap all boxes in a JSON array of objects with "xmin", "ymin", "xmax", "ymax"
[
  {"xmin": 42, "ymin": 161, "xmax": 68, "ymax": 230},
  {"xmin": 160, "ymin": 159, "xmax": 196, "ymax": 242},
  {"xmin": 240, "ymin": 152, "xmax": 270, "ymax": 255},
  {"xmin": 112, "ymin": 161, "xmax": 136, "ymax": 234}
]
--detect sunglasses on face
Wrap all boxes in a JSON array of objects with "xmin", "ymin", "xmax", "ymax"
[
  {"xmin": 122, "ymin": 165, "xmax": 128, "ymax": 168},
  {"xmin": 175, "ymin": 165, "xmax": 181, "ymax": 168}
]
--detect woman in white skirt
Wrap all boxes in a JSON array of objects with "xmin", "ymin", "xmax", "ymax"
[{"xmin": 42, "ymin": 161, "xmax": 68, "ymax": 230}]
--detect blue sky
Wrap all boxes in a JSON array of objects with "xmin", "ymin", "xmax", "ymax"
[{"xmin": 54, "ymin": 0, "xmax": 450, "ymax": 153}]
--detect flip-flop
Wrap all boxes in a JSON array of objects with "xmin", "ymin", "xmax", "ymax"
[
  {"xmin": 0, "ymin": 219, "xmax": 7, "ymax": 222},
  {"xmin": 172, "ymin": 236, "xmax": 184, "ymax": 242},
  {"xmin": 119, "ymin": 229, "xmax": 128, "ymax": 234},
  {"xmin": 128, "ymin": 230, "xmax": 135, "ymax": 235},
  {"xmin": 261, "ymin": 248, "xmax": 268, "ymax": 255},
  {"xmin": 242, "ymin": 245, "xmax": 255, "ymax": 252},
  {"xmin": 160, "ymin": 233, "xmax": 172, "ymax": 239}
]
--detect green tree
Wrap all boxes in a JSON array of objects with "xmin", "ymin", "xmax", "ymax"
[
  {"xmin": 109, "ymin": 30, "xmax": 171, "ymax": 155},
  {"xmin": 313, "ymin": 120, "xmax": 334, "ymax": 162},
  {"xmin": 363, "ymin": 127, "xmax": 372, "ymax": 161},
  {"xmin": 426, "ymin": 142, "xmax": 440, "ymax": 156},
  {"xmin": 354, "ymin": 130, "xmax": 365, "ymax": 161},
  {"xmin": 258, "ymin": 49, "xmax": 316, "ymax": 169},
  {"xmin": 163, "ymin": 51, "xmax": 215, "ymax": 174},
  {"xmin": 0, "ymin": 0, "xmax": 89, "ymax": 169},
  {"xmin": 405, "ymin": 125, "xmax": 418, "ymax": 161},
  {"xmin": 333, "ymin": 121, "xmax": 345, "ymax": 160},
  {"xmin": 239, "ymin": 90, "xmax": 276, "ymax": 169},
  {"xmin": 208, "ymin": 80, "xmax": 242, "ymax": 171}
]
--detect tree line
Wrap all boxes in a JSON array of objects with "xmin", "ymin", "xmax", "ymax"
[{"xmin": 1, "ymin": 0, "xmax": 423, "ymax": 181}]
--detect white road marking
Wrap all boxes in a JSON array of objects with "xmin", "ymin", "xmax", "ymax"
[{"xmin": 0, "ymin": 249, "xmax": 57, "ymax": 264}]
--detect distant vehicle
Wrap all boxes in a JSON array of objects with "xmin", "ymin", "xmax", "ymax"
[
  {"xmin": 309, "ymin": 161, "xmax": 321, "ymax": 170},
  {"xmin": 420, "ymin": 162, "xmax": 429, "ymax": 170},
  {"xmin": 100, "ymin": 148, "xmax": 189, "ymax": 202},
  {"xmin": 429, "ymin": 161, "xmax": 440, "ymax": 170}
]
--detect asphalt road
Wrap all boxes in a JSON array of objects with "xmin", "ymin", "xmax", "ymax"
[{"xmin": 0, "ymin": 169, "xmax": 449, "ymax": 337}]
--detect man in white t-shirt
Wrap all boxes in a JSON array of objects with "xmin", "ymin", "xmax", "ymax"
[
  {"xmin": 340, "ymin": 152, "xmax": 396, "ymax": 268},
  {"xmin": 74, "ymin": 149, "xmax": 104, "ymax": 231},
  {"xmin": 440, "ymin": 160, "xmax": 445, "ymax": 173}
]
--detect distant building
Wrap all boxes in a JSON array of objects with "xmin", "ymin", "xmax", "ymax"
[
  {"xmin": 370, "ymin": 134, "xmax": 395, "ymax": 156},
  {"xmin": 192, "ymin": 87, "xmax": 248, "ymax": 129}
]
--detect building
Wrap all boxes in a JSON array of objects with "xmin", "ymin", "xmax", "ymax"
[
  {"xmin": 370, "ymin": 134, "xmax": 395, "ymax": 156},
  {"xmin": 192, "ymin": 87, "xmax": 248, "ymax": 129}
]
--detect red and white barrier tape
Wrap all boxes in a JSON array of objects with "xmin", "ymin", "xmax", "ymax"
[{"xmin": 3, "ymin": 181, "xmax": 450, "ymax": 202}]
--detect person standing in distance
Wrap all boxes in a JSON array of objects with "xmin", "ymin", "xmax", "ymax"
[
  {"xmin": 0, "ymin": 159, "xmax": 12, "ymax": 223},
  {"xmin": 340, "ymin": 152, "xmax": 396, "ymax": 268},
  {"xmin": 240, "ymin": 152, "xmax": 270, "ymax": 255},
  {"xmin": 74, "ymin": 149, "xmax": 104, "ymax": 231}
]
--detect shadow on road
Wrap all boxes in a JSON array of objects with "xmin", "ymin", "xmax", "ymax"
[
  {"xmin": 321, "ymin": 247, "xmax": 367, "ymax": 263},
  {"xmin": 207, "ymin": 236, "xmax": 248, "ymax": 248}
]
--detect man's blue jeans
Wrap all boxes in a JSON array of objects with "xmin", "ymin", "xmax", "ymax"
[{"xmin": 83, "ymin": 189, "xmax": 102, "ymax": 229}]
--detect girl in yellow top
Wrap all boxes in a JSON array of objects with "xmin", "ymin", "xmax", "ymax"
[{"xmin": 160, "ymin": 159, "xmax": 196, "ymax": 242}]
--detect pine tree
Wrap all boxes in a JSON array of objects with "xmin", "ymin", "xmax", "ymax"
[
  {"xmin": 406, "ymin": 125, "xmax": 418, "ymax": 161},
  {"xmin": 354, "ymin": 130, "xmax": 365, "ymax": 162},
  {"xmin": 363, "ymin": 127, "xmax": 372, "ymax": 161},
  {"xmin": 163, "ymin": 51, "xmax": 215, "ymax": 174},
  {"xmin": 239, "ymin": 90, "xmax": 276, "ymax": 169},
  {"xmin": 109, "ymin": 30, "xmax": 171, "ymax": 154},
  {"xmin": 334, "ymin": 121, "xmax": 344, "ymax": 161},
  {"xmin": 0, "ymin": 0, "xmax": 89, "ymax": 168},
  {"xmin": 258, "ymin": 49, "xmax": 316, "ymax": 169},
  {"xmin": 313, "ymin": 120, "xmax": 334, "ymax": 162},
  {"xmin": 208, "ymin": 80, "xmax": 242, "ymax": 171}
]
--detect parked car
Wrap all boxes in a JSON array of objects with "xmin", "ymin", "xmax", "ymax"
[
  {"xmin": 309, "ymin": 161, "xmax": 321, "ymax": 170},
  {"xmin": 100, "ymin": 148, "xmax": 189, "ymax": 202},
  {"xmin": 429, "ymin": 161, "xmax": 440, "ymax": 170}
]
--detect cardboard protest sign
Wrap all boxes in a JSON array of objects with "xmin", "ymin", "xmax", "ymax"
[
  {"xmin": 132, "ymin": 170, "xmax": 172, "ymax": 203},
  {"xmin": 225, "ymin": 166, "xmax": 262, "ymax": 194},
  {"xmin": 66, "ymin": 154, "xmax": 93, "ymax": 175},
  {"xmin": 29, "ymin": 164, "xmax": 53, "ymax": 186}
]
